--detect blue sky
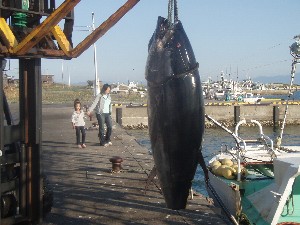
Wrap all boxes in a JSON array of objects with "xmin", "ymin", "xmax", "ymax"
[{"xmin": 7, "ymin": 0, "xmax": 300, "ymax": 85}]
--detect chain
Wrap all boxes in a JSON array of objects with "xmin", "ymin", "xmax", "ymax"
[
  {"xmin": 174, "ymin": 0, "xmax": 178, "ymax": 22},
  {"xmin": 168, "ymin": 0, "xmax": 173, "ymax": 26},
  {"xmin": 168, "ymin": 0, "xmax": 179, "ymax": 26}
]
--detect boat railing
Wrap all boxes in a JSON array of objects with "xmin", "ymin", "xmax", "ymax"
[
  {"xmin": 260, "ymin": 134, "xmax": 274, "ymax": 151},
  {"xmin": 234, "ymin": 119, "xmax": 263, "ymax": 136},
  {"xmin": 235, "ymin": 119, "xmax": 276, "ymax": 160}
]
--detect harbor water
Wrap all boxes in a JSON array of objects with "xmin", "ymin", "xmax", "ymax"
[
  {"xmin": 126, "ymin": 124, "xmax": 300, "ymax": 196},
  {"xmin": 262, "ymin": 90, "xmax": 300, "ymax": 100}
]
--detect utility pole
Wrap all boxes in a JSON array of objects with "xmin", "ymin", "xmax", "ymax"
[
  {"xmin": 92, "ymin": 12, "xmax": 100, "ymax": 96},
  {"xmin": 68, "ymin": 65, "xmax": 71, "ymax": 87},
  {"xmin": 61, "ymin": 60, "xmax": 64, "ymax": 88}
]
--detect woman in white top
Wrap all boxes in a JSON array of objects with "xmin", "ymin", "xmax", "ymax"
[
  {"xmin": 71, "ymin": 99, "xmax": 86, "ymax": 148},
  {"xmin": 87, "ymin": 84, "xmax": 112, "ymax": 147}
]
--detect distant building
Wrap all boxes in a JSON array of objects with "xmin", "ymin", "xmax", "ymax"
[
  {"xmin": 3, "ymin": 73, "xmax": 15, "ymax": 87},
  {"xmin": 42, "ymin": 75, "xmax": 54, "ymax": 84},
  {"xmin": 128, "ymin": 81, "xmax": 138, "ymax": 88}
]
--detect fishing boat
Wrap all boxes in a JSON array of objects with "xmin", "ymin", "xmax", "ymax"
[
  {"xmin": 242, "ymin": 92, "xmax": 265, "ymax": 104},
  {"xmin": 205, "ymin": 36, "xmax": 300, "ymax": 225},
  {"xmin": 206, "ymin": 116, "xmax": 300, "ymax": 225}
]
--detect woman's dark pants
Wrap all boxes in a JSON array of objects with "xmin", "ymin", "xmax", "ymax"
[{"xmin": 96, "ymin": 113, "xmax": 112, "ymax": 146}]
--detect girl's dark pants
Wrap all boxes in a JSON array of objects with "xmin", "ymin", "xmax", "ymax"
[
  {"xmin": 75, "ymin": 126, "xmax": 86, "ymax": 145},
  {"xmin": 96, "ymin": 113, "xmax": 112, "ymax": 146}
]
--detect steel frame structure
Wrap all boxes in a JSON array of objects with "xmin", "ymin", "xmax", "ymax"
[{"xmin": 0, "ymin": 0, "xmax": 140, "ymax": 224}]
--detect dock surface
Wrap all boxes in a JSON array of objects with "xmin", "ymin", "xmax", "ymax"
[{"xmin": 41, "ymin": 104, "xmax": 229, "ymax": 225}]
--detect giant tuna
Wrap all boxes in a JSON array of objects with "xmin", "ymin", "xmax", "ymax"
[{"xmin": 145, "ymin": 16, "xmax": 206, "ymax": 210}]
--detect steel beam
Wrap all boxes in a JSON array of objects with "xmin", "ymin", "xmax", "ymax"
[
  {"xmin": 51, "ymin": 25, "xmax": 72, "ymax": 56},
  {"xmin": 0, "ymin": 59, "xmax": 4, "ymax": 220},
  {"xmin": 0, "ymin": 0, "xmax": 141, "ymax": 59},
  {"xmin": 13, "ymin": 0, "xmax": 80, "ymax": 55},
  {"xmin": 19, "ymin": 58, "xmax": 43, "ymax": 223},
  {"xmin": 0, "ymin": 18, "xmax": 18, "ymax": 51}
]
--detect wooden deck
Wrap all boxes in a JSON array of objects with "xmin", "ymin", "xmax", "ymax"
[{"xmin": 40, "ymin": 104, "xmax": 230, "ymax": 225}]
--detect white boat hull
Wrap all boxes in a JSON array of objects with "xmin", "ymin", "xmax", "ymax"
[{"xmin": 207, "ymin": 153, "xmax": 300, "ymax": 225}]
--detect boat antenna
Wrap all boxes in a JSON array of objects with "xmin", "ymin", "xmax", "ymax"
[{"xmin": 278, "ymin": 35, "xmax": 300, "ymax": 145}]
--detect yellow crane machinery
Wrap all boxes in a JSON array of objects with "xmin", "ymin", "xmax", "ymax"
[{"xmin": 0, "ymin": 0, "xmax": 140, "ymax": 224}]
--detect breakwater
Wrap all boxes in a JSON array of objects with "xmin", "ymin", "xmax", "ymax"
[{"xmin": 111, "ymin": 101, "xmax": 300, "ymax": 128}]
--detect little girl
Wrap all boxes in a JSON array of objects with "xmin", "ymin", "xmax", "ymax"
[{"xmin": 71, "ymin": 99, "xmax": 86, "ymax": 148}]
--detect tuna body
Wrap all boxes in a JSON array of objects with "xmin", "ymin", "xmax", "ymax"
[{"xmin": 145, "ymin": 16, "xmax": 205, "ymax": 209}]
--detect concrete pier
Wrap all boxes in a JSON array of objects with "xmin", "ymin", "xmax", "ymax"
[
  {"xmin": 41, "ymin": 104, "xmax": 229, "ymax": 225},
  {"xmin": 112, "ymin": 101, "xmax": 300, "ymax": 127}
]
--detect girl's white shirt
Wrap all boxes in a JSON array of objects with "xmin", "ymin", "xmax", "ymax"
[{"xmin": 71, "ymin": 110, "xmax": 86, "ymax": 126}]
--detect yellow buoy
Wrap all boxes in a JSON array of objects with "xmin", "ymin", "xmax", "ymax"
[
  {"xmin": 221, "ymin": 158, "xmax": 233, "ymax": 167},
  {"xmin": 222, "ymin": 167, "xmax": 235, "ymax": 180},
  {"xmin": 210, "ymin": 160, "xmax": 221, "ymax": 168}
]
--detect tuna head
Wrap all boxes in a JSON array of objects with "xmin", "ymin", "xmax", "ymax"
[
  {"xmin": 145, "ymin": 16, "xmax": 198, "ymax": 87},
  {"xmin": 145, "ymin": 16, "xmax": 205, "ymax": 210}
]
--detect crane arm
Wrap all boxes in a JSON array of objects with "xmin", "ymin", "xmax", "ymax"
[
  {"xmin": 13, "ymin": 0, "xmax": 80, "ymax": 55},
  {"xmin": 70, "ymin": 0, "xmax": 140, "ymax": 58}
]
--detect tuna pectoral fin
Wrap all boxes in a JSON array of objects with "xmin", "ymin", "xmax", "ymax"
[
  {"xmin": 198, "ymin": 147, "xmax": 209, "ymax": 181},
  {"xmin": 144, "ymin": 165, "xmax": 161, "ymax": 194}
]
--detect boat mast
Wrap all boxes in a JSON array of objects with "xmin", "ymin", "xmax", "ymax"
[{"xmin": 279, "ymin": 35, "xmax": 300, "ymax": 142}]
